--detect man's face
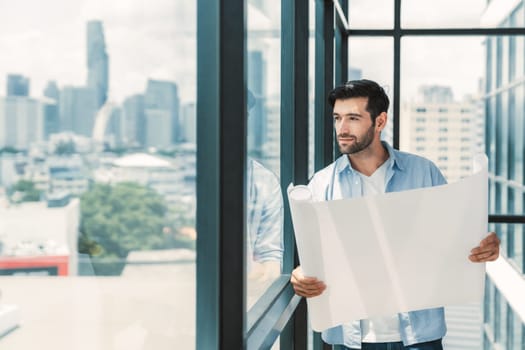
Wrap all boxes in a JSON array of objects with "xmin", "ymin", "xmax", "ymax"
[{"xmin": 333, "ymin": 97, "xmax": 376, "ymax": 155}]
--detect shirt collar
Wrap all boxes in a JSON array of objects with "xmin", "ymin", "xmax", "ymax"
[{"xmin": 334, "ymin": 141, "xmax": 405, "ymax": 174}]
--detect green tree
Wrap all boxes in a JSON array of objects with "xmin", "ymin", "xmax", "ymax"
[
  {"xmin": 79, "ymin": 182, "xmax": 168, "ymax": 275},
  {"xmin": 10, "ymin": 179, "xmax": 42, "ymax": 202}
]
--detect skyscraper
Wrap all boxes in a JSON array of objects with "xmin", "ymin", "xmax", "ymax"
[
  {"xmin": 86, "ymin": 20, "xmax": 109, "ymax": 109},
  {"xmin": 59, "ymin": 86, "xmax": 98, "ymax": 137},
  {"xmin": 0, "ymin": 96, "xmax": 43, "ymax": 149},
  {"xmin": 180, "ymin": 102, "xmax": 196, "ymax": 144},
  {"xmin": 42, "ymin": 98, "xmax": 59, "ymax": 140},
  {"xmin": 44, "ymin": 81, "xmax": 60, "ymax": 101},
  {"xmin": 123, "ymin": 94, "xmax": 145, "ymax": 146},
  {"xmin": 7, "ymin": 74, "xmax": 30, "ymax": 97},
  {"xmin": 144, "ymin": 79, "xmax": 179, "ymax": 149}
]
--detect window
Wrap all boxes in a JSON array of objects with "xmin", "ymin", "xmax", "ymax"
[{"xmin": 0, "ymin": 1, "xmax": 196, "ymax": 349}]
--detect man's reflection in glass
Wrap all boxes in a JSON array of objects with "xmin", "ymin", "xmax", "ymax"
[{"xmin": 246, "ymin": 90, "xmax": 283, "ymax": 286}]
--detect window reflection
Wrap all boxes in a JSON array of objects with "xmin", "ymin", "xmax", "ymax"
[{"xmin": 246, "ymin": 0, "xmax": 282, "ymax": 310}]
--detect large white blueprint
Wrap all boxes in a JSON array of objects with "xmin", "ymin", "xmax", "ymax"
[{"xmin": 287, "ymin": 155, "xmax": 488, "ymax": 332}]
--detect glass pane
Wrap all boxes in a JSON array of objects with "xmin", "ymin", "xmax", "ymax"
[
  {"xmin": 246, "ymin": 0, "xmax": 282, "ymax": 311},
  {"xmin": 347, "ymin": 0, "xmax": 393, "ymax": 29},
  {"xmin": 402, "ymin": 0, "xmax": 525, "ymax": 29},
  {"xmin": 0, "ymin": 1, "xmax": 196, "ymax": 349},
  {"xmin": 348, "ymin": 37, "xmax": 394, "ymax": 145},
  {"xmin": 485, "ymin": 36, "xmax": 525, "ymax": 216}
]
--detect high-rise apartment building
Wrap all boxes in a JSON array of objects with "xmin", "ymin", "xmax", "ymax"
[
  {"xmin": 401, "ymin": 85, "xmax": 484, "ymax": 182},
  {"xmin": 86, "ymin": 20, "xmax": 109, "ymax": 109}
]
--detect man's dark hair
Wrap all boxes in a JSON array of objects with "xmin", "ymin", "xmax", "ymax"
[{"xmin": 328, "ymin": 79, "xmax": 390, "ymax": 123}]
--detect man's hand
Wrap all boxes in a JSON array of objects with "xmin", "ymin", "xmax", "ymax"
[
  {"xmin": 291, "ymin": 266, "xmax": 326, "ymax": 298},
  {"xmin": 469, "ymin": 232, "xmax": 500, "ymax": 262}
]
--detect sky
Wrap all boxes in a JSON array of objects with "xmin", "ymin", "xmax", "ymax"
[
  {"xmin": 0, "ymin": 0, "xmax": 513, "ymax": 105},
  {"xmin": 0, "ymin": 0, "xmax": 196, "ymax": 103}
]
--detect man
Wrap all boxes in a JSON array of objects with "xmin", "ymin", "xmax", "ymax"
[{"xmin": 290, "ymin": 79, "xmax": 500, "ymax": 350}]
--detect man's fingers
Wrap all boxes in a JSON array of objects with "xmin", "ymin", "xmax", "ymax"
[
  {"xmin": 469, "ymin": 232, "xmax": 500, "ymax": 263},
  {"xmin": 471, "ymin": 243, "xmax": 499, "ymax": 255},
  {"xmin": 469, "ymin": 249, "xmax": 499, "ymax": 262},
  {"xmin": 292, "ymin": 283, "xmax": 326, "ymax": 297}
]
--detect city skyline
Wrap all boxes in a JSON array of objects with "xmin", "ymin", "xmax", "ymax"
[
  {"xmin": 0, "ymin": 1, "xmax": 493, "ymax": 107},
  {"xmin": 0, "ymin": 0, "xmax": 195, "ymax": 103}
]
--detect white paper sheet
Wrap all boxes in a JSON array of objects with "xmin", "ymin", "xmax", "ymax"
[{"xmin": 287, "ymin": 155, "xmax": 488, "ymax": 332}]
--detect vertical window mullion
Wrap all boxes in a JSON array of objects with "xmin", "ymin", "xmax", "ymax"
[
  {"xmin": 280, "ymin": 0, "xmax": 310, "ymax": 348},
  {"xmin": 196, "ymin": 0, "xmax": 246, "ymax": 348}
]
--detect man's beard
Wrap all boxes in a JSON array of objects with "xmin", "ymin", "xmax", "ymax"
[{"xmin": 337, "ymin": 124, "xmax": 375, "ymax": 154}]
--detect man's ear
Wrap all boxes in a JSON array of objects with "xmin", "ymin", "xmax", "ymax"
[{"xmin": 375, "ymin": 112, "xmax": 387, "ymax": 131}]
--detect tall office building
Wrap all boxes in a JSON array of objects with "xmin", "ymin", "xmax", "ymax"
[
  {"xmin": 123, "ymin": 94, "xmax": 145, "ymax": 146},
  {"xmin": 42, "ymin": 98, "xmax": 59, "ymax": 140},
  {"xmin": 144, "ymin": 79, "xmax": 179, "ymax": 149},
  {"xmin": 44, "ymin": 81, "xmax": 60, "ymax": 101},
  {"xmin": 180, "ymin": 102, "xmax": 196, "ymax": 144},
  {"xmin": 482, "ymin": 1, "xmax": 525, "ymax": 349},
  {"xmin": 106, "ymin": 107, "xmax": 122, "ymax": 146},
  {"xmin": 86, "ymin": 20, "xmax": 109, "ymax": 108},
  {"xmin": 0, "ymin": 96, "xmax": 43, "ymax": 149},
  {"xmin": 401, "ymin": 85, "xmax": 484, "ymax": 182},
  {"xmin": 59, "ymin": 86, "xmax": 98, "ymax": 137},
  {"xmin": 7, "ymin": 74, "xmax": 30, "ymax": 97}
]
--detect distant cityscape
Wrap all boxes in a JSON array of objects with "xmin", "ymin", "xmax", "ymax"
[
  {"xmin": 0, "ymin": 20, "xmax": 196, "ymax": 151},
  {"xmin": 0, "ymin": 20, "xmax": 197, "ymax": 273}
]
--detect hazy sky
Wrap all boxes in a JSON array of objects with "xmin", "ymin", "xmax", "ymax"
[
  {"xmin": 0, "ymin": 0, "xmax": 196, "ymax": 103},
  {"xmin": 0, "ymin": 0, "xmax": 511, "ymax": 105}
]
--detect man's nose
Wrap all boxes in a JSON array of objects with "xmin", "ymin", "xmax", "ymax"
[{"xmin": 337, "ymin": 118, "xmax": 351, "ymax": 133}]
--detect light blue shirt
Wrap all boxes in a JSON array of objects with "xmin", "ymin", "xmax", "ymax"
[
  {"xmin": 247, "ymin": 159, "xmax": 284, "ymax": 266},
  {"xmin": 307, "ymin": 142, "xmax": 447, "ymax": 348}
]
